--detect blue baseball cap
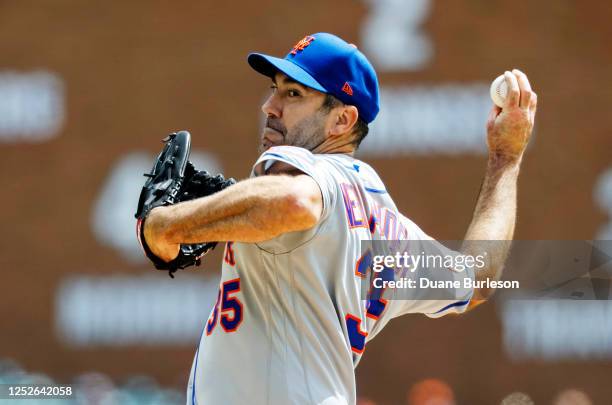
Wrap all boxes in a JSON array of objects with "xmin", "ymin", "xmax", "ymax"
[{"xmin": 247, "ymin": 32, "xmax": 380, "ymax": 124}]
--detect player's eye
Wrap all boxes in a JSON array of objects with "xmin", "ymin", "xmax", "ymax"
[
  {"xmin": 287, "ymin": 89, "xmax": 301, "ymax": 97},
  {"xmin": 269, "ymin": 84, "xmax": 278, "ymax": 93}
]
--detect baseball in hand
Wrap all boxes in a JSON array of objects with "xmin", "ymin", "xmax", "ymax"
[{"xmin": 490, "ymin": 74, "xmax": 508, "ymax": 108}]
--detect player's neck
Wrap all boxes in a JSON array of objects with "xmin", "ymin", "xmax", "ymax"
[{"xmin": 311, "ymin": 136, "xmax": 356, "ymax": 156}]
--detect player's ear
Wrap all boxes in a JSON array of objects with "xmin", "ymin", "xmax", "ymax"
[{"xmin": 329, "ymin": 105, "xmax": 359, "ymax": 138}]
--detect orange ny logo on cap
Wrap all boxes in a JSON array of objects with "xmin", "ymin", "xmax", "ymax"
[
  {"xmin": 290, "ymin": 35, "xmax": 315, "ymax": 55},
  {"xmin": 342, "ymin": 82, "xmax": 353, "ymax": 96}
]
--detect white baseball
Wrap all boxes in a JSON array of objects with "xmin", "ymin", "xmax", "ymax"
[{"xmin": 490, "ymin": 74, "xmax": 508, "ymax": 108}]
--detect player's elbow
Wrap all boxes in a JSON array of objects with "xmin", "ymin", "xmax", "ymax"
[
  {"xmin": 280, "ymin": 177, "xmax": 322, "ymax": 230},
  {"xmin": 471, "ymin": 265, "xmax": 504, "ymax": 301},
  {"xmin": 471, "ymin": 287, "xmax": 494, "ymax": 301},
  {"xmin": 281, "ymin": 190, "xmax": 320, "ymax": 229}
]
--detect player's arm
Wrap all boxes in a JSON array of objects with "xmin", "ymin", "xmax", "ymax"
[
  {"xmin": 462, "ymin": 69, "xmax": 537, "ymax": 302},
  {"xmin": 144, "ymin": 172, "xmax": 323, "ymax": 262}
]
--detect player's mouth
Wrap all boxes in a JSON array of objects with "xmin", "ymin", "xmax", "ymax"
[
  {"xmin": 262, "ymin": 124, "xmax": 285, "ymax": 150},
  {"xmin": 264, "ymin": 118, "xmax": 286, "ymax": 135},
  {"xmin": 263, "ymin": 126, "xmax": 284, "ymax": 137}
]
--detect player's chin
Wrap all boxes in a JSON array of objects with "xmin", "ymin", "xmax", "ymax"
[
  {"xmin": 259, "ymin": 142, "xmax": 273, "ymax": 153},
  {"xmin": 260, "ymin": 139, "xmax": 283, "ymax": 152}
]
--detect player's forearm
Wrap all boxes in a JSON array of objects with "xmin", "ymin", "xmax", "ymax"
[
  {"xmin": 466, "ymin": 156, "xmax": 520, "ymax": 240},
  {"xmin": 146, "ymin": 174, "xmax": 320, "ymax": 245},
  {"xmin": 462, "ymin": 156, "xmax": 521, "ymax": 299}
]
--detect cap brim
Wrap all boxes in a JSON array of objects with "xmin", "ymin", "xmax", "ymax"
[{"xmin": 247, "ymin": 53, "xmax": 327, "ymax": 93}]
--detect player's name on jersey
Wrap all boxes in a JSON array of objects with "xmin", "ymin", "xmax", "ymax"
[{"xmin": 372, "ymin": 277, "xmax": 520, "ymax": 290}]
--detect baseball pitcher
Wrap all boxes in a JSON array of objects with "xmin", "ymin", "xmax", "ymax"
[{"xmin": 135, "ymin": 33, "xmax": 537, "ymax": 404}]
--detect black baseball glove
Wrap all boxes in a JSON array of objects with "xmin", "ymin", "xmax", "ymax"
[{"xmin": 135, "ymin": 130, "xmax": 236, "ymax": 277}]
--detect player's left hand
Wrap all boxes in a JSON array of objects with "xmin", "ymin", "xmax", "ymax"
[
  {"xmin": 486, "ymin": 69, "xmax": 537, "ymax": 162},
  {"xmin": 135, "ymin": 131, "xmax": 236, "ymax": 277}
]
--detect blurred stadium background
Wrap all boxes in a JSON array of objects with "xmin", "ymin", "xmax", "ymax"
[{"xmin": 1, "ymin": 0, "xmax": 611, "ymax": 404}]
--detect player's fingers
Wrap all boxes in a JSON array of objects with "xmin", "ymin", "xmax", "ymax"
[
  {"xmin": 486, "ymin": 105, "xmax": 501, "ymax": 132},
  {"xmin": 513, "ymin": 69, "xmax": 533, "ymax": 109},
  {"xmin": 504, "ymin": 71, "xmax": 520, "ymax": 108},
  {"xmin": 529, "ymin": 92, "xmax": 538, "ymax": 123},
  {"xmin": 490, "ymin": 104, "xmax": 502, "ymax": 119}
]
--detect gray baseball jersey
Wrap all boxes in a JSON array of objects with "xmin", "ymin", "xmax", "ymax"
[{"xmin": 186, "ymin": 146, "xmax": 473, "ymax": 405}]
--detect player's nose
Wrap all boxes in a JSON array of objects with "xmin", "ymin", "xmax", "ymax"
[{"xmin": 261, "ymin": 93, "xmax": 281, "ymax": 118}]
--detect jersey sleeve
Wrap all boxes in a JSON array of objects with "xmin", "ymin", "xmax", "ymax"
[
  {"xmin": 385, "ymin": 215, "xmax": 474, "ymax": 319},
  {"xmin": 251, "ymin": 146, "xmax": 337, "ymax": 221}
]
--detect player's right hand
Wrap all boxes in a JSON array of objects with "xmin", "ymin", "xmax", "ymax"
[
  {"xmin": 486, "ymin": 69, "xmax": 537, "ymax": 162},
  {"xmin": 143, "ymin": 207, "xmax": 181, "ymax": 263}
]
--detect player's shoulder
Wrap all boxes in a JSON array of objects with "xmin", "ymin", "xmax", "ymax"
[
  {"xmin": 254, "ymin": 147, "xmax": 385, "ymax": 187},
  {"xmin": 259, "ymin": 145, "xmax": 316, "ymax": 165},
  {"xmin": 251, "ymin": 146, "xmax": 318, "ymax": 177},
  {"xmin": 255, "ymin": 146, "xmax": 362, "ymax": 174}
]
